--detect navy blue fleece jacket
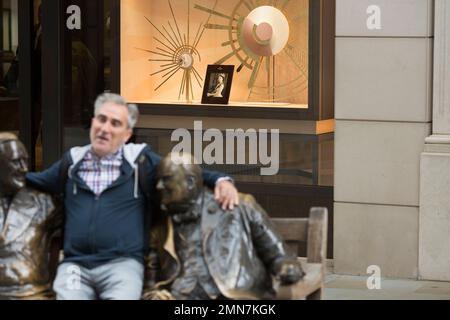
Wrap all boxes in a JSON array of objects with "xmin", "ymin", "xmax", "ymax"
[{"xmin": 26, "ymin": 143, "xmax": 226, "ymax": 269}]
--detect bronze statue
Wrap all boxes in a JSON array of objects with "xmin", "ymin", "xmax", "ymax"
[
  {"xmin": 143, "ymin": 153, "xmax": 304, "ymax": 300},
  {"xmin": 0, "ymin": 133, "xmax": 61, "ymax": 299}
]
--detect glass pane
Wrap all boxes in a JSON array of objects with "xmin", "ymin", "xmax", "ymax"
[
  {"xmin": 62, "ymin": 0, "xmax": 115, "ymax": 152},
  {"xmin": 121, "ymin": 0, "xmax": 309, "ymax": 108},
  {"xmin": 33, "ymin": 0, "xmax": 42, "ymax": 169},
  {"xmin": 0, "ymin": 0, "xmax": 19, "ymax": 135},
  {"xmin": 135, "ymin": 129, "xmax": 333, "ymax": 187}
]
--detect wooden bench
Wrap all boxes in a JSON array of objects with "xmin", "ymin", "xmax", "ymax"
[
  {"xmin": 47, "ymin": 207, "xmax": 328, "ymax": 300},
  {"xmin": 271, "ymin": 207, "xmax": 328, "ymax": 300}
]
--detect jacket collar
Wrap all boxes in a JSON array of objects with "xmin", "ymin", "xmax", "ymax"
[
  {"xmin": 0, "ymin": 188, "xmax": 40, "ymax": 245},
  {"xmin": 68, "ymin": 143, "xmax": 147, "ymax": 178},
  {"xmin": 68, "ymin": 143, "xmax": 148, "ymax": 197}
]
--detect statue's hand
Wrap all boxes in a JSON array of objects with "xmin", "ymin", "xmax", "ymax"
[
  {"xmin": 142, "ymin": 289, "xmax": 175, "ymax": 300},
  {"xmin": 277, "ymin": 259, "xmax": 305, "ymax": 285}
]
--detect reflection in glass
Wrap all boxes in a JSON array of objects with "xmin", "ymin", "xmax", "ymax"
[
  {"xmin": 0, "ymin": 0, "xmax": 19, "ymax": 135},
  {"xmin": 62, "ymin": 0, "xmax": 115, "ymax": 152},
  {"xmin": 135, "ymin": 129, "xmax": 333, "ymax": 187}
]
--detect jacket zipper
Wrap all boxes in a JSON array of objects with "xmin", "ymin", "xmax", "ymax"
[{"xmin": 89, "ymin": 194, "xmax": 100, "ymax": 254}]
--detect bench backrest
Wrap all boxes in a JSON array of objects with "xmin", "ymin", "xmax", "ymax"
[{"xmin": 271, "ymin": 207, "xmax": 328, "ymax": 264}]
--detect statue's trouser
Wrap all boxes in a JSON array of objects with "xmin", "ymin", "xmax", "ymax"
[{"xmin": 53, "ymin": 257, "xmax": 144, "ymax": 300}]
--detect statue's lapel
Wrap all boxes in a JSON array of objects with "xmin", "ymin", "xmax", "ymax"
[
  {"xmin": 0, "ymin": 201, "xmax": 5, "ymax": 233},
  {"xmin": 1, "ymin": 189, "xmax": 39, "ymax": 245}
]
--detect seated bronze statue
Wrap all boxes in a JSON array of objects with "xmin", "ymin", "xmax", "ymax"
[
  {"xmin": 0, "ymin": 133, "xmax": 61, "ymax": 299},
  {"xmin": 143, "ymin": 153, "xmax": 304, "ymax": 300}
]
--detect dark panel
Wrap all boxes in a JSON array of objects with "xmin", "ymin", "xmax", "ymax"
[
  {"xmin": 321, "ymin": 0, "xmax": 336, "ymax": 120},
  {"xmin": 41, "ymin": 0, "xmax": 63, "ymax": 168},
  {"xmin": 110, "ymin": 0, "xmax": 120, "ymax": 93},
  {"xmin": 137, "ymin": 102, "xmax": 315, "ymax": 120},
  {"xmin": 237, "ymin": 183, "xmax": 334, "ymax": 259},
  {"xmin": 18, "ymin": 0, "xmax": 33, "ymax": 167},
  {"xmin": 308, "ymin": 0, "xmax": 320, "ymax": 120},
  {"xmin": 134, "ymin": 127, "xmax": 334, "ymax": 258}
]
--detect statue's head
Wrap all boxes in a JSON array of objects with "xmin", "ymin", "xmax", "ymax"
[
  {"xmin": 0, "ymin": 133, "xmax": 28, "ymax": 197},
  {"xmin": 156, "ymin": 153, "xmax": 203, "ymax": 214}
]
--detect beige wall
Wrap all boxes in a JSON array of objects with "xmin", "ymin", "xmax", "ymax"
[
  {"xmin": 419, "ymin": 0, "xmax": 450, "ymax": 281},
  {"xmin": 334, "ymin": 0, "xmax": 434, "ymax": 279}
]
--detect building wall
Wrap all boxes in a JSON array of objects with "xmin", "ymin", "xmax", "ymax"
[
  {"xmin": 334, "ymin": 0, "xmax": 434, "ymax": 278},
  {"xmin": 419, "ymin": 0, "xmax": 450, "ymax": 281}
]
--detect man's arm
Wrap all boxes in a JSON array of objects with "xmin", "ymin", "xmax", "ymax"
[{"xmin": 26, "ymin": 159, "xmax": 63, "ymax": 194}]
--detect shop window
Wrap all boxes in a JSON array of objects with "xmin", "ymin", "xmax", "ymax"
[
  {"xmin": 61, "ymin": 0, "xmax": 117, "ymax": 151},
  {"xmin": 120, "ymin": 0, "xmax": 334, "ymax": 120},
  {"xmin": 122, "ymin": 0, "xmax": 335, "ymax": 257},
  {"xmin": 0, "ymin": 0, "xmax": 19, "ymax": 134}
]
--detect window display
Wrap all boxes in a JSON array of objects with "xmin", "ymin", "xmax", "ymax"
[{"xmin": 121, "ymin": 0, "xmax": 309, "ymax": 108}]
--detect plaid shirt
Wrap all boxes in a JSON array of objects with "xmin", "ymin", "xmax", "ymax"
[{"xmin": 78, "ymin": 147, "xmax": 123, "ymax": 196}]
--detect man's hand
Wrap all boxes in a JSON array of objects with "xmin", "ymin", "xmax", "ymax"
[{"xmin": 214, "ymin": 180, "xmax": 239, "ymax": 210}]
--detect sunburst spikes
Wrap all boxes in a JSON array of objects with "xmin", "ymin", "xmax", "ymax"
[
  {"xmin": 191, "ymin": 66, "xmax": 203, "ymax": 87},
  {"xmin": 221, "ymin": 39, "xmax": 238, "ymax": 47},
  {"xmin": 154, "ymin": 66, "xmax": 181, "ymax": 91},
  {"xmin": 179, "ymin": 70, "xmax": 187, "ymax": 99},
  {"xmin": 214, "ymin": 48, "xmax": 242, "ymax": 65},
  {"xmin": 150, "ymin": 63, "xmax": 179, "ymax": 76},
  {"xmin": 168, "ymin": 21, "xmax": 183, "ymax": 47},
  {"xmin": 204, "ymin": 24, "xmax": 237, "ymax": 31},
  {"xmin": 147, "ymin": 50, "xmax": 173, "ymax": 59},
  {"xmin": 191, "ymin": 22, "xmax": 204, "ymax": 53},
  {"xmin": 153, "ymin": 37, "xmax": 176, "ymax": 54},
  {"xmin": 162, "ymin": 25, "xmax": 182, "ymax": 49},
  {"xmin": 280, "ymin": 0, "xmax": 291, "ymax": 11},
  {"xmin": 167, "ymin": 0, "xmax": 185, "ymax": 46},
  {"xmin": 282, "ymin": 47, "xmax": 308, "ymax": 79},
  {"xmin": 194, "ymin": 4, "xmax": 237, "ymax": 21},
  {"xmin": 248, "ymin": 57, "xmax": 263, "ymax": 90},
  {"xmin": 144, "ymin": 16, "xmax": 178, "ymax": 51}
]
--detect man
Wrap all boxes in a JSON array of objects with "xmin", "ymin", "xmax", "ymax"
[
  {"xmin": 0, "ymin": 133, "xmax": 61, "ymax": 299},
  {"xmin": 144, "ymin": 153, "xmax": 304, "ymax": 300},
  {"xmin": 26, "ymin": 93, "xmax": 239, "ymax": 300}
]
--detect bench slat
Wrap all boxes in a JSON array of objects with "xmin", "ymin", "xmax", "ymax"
[{"xmin": 271, "ymin": 218, "xmax": 308, "ymax": 242}]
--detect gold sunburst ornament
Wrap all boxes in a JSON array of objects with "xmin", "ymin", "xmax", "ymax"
[
  {"xmin": 138, "ymin": 0, "xmax": 216, "ymax": 102},
  {"xmin": 195, "ymin": 0, "xmax": 308, "ymax": 103}
]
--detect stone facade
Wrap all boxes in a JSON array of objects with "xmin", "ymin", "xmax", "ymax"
[
  {"xmin": 334, "ymin": 0, "xmax": 434, "ymax": 279},
  {"xmin": 419, "ymin": 0, "xmax": 450, "ymax": 281}
]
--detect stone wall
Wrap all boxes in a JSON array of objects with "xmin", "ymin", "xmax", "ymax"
[{"xmin": 334, "ymin": 0, "xmax": 434, "ymax": 278}]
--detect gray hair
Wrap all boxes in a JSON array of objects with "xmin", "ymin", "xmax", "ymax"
[{"xmin": 94, "ymin": 93, "xmax": 139, "ymax": 129}]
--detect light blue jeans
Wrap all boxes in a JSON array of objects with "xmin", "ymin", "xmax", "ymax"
[{"xmin": 53, "ymin": 257, "xmax": 144, "ymax": 300}]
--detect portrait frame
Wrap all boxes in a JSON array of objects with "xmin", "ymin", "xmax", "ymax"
[{"xmin": 201, "ymin": 65, "xmax": 234, "ymax": 105}]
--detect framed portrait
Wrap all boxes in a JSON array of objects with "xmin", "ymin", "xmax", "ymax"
[{"xmin": 201, "ymin": 65, "xmax": 234, "ymax": 105}]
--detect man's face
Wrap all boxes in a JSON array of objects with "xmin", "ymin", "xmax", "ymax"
[
  {"xmin": 156, "ymin": 160, "xmax": 199, "ymax": 214},
  {"xmin": 0, "ymin": 140, "xmax": 28, "ymax": 196},
  {"xmin": 90, "ymin": 102, "xmax": 132, "ymax": 157}
]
